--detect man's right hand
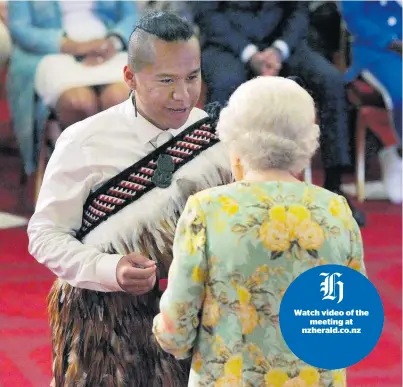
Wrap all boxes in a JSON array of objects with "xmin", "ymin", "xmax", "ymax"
[
  {"xmin": 261, "ymin": 47, "xmax": 282, "ymax": 76},
  {"xmin": 249, "ymin": 51, "xmax": 268, "ymax": 75},
  {"xmin": 116, "ymin": 253, "xmax": 157, "ymax": 295},
  {"xmin": 249, "ymin": 50, "xmax": 282, "ymax": 76}
]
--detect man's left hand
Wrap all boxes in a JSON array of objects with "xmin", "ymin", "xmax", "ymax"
[
  {"xmin": 82, "ymin": 53, "xmax": 104, "ymax": 66},
  {"xmin": 261, "ymin": 48, "xmax": 283, "ymax": 76},
  {"xmin": 93, "ymin": 38, "xmax": 117, "ymax": 62}
]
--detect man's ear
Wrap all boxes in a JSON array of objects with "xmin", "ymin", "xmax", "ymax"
[{"xmin": 123, "ymin": 65, "xmax": 136, "ymax": 90}]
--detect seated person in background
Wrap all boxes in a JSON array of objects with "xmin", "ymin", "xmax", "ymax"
[
  {"xmin": 308, "ymin": 1, "xmax": 343, "ymax": 62},
  {"xmin": 153, "ymin": 76, "xmax": 365, "ymax": 387},
  {"xmin": 191, "ymin": 1, "xmax": 366, "ymax": 226},
  {"xmin": 139, "ymin": 0, "xmax": 193, "ymax": 22},
  {"xmin": 0, "ymin": 1, "xmax": 11, "ymax": 70},
  {"xmin": 341, "ymin": 0, "xmax": 402, "ymax": 204},
  {"xmin": 6, "ymin": 0, "xmax": 137, "ymax": 176}
]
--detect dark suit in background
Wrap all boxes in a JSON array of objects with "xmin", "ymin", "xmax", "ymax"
[{"xmin": 192, "ymin": 1, "xmax": 350, "ymax": 183}]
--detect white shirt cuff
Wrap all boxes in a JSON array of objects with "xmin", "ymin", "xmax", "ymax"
[
  {"xmin": 96, "ymin": 254, "xmax": 125, "ymax": 291},
  {"xmin": 241, "ymin": 44, "xmax": 259, "ymax": 63},
  {"xmin": 272, "ymin": 40, "xmax": 290, "ymax": 61}
]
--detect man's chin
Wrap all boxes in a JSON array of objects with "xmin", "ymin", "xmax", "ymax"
[{"xmin": 166, "ymin": 112, "xmax": 192, "ymax": 129}]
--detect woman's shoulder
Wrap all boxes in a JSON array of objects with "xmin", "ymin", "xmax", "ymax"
[
  {"xmin": 305, "ymin": 184, "xmax": 352, "ymax": 209},
  {"xmin": 288, "ymin": 183, "xmax": 353, "ymax": 219},
  {"xmin": 192, "ymin": 181, "xmax": 348, "ymax": 200},
  {"xmin": 192, "ymin": 181, "xmax": 351, "ymax": 212}
]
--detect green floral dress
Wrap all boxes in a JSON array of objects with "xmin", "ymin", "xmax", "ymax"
[{"xmin": 153, "ymin": 181, "xmax": 365, "ymax": 387}]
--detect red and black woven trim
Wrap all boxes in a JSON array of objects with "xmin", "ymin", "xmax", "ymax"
[{"xmin": 76, "ymin": 116, "xmax": 219, "ymax": 241}]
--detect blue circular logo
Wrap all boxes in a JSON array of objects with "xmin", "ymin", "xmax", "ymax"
[{"xmin": 279, "ymin": 264, "xmax": 384, "ymax": 370}]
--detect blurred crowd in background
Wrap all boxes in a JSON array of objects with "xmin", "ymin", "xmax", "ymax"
[{"xmin": 0, "ymin": 1, "xmax": 401, "ymax": 219}]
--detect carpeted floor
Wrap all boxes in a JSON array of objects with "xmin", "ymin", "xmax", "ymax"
[{"xmin": 0, "ymin": 165, "xmax": 401, "ymax": 387}]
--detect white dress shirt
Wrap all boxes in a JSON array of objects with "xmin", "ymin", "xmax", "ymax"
[{"xmin": 27, "ymin": 98, "xmax": 208, "ymax": 292}]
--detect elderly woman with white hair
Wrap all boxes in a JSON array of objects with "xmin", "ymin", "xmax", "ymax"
[{"xmin": 153, "ymin": 76, "xmax": 365, "ymax": 386}]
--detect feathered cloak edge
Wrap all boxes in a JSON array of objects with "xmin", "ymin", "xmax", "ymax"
[{"xmin": 81, "ymin": 141, "xmax": 231, "ymax": 257}]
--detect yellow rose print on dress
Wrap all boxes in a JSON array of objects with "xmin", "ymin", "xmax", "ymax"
[
  {"xmin": 283, "ymin": 377, "xmax": 308, "ymax": 387},
  {"xmin": 301, "ymin": 187, "xmax": 314, "ymax": 206},
  {"xmin": 332, "ymin": 370, "xmax": 346, "ymax": 387},
  {"xmin": 214, "ymin": 374, "xmax": 239, "ymax": 387},
  {"xmin": 182, "ymin": 213, "xmax": 206, "ymax": 256},
  {"xmin": 265, "ymin": 204, "xmax": 323, "ymax": 258},
  {"xmin": 199, "ymin": 257, "xmax": 231, "ymax": 335},
  {"xmin": 233, "ymin": 200, "xmax": 330, "ymax": 260},
  {"xmin": 192, "ymin": 266, "xmax": 206, "ymax": 283},
  {"xmin": 283, "ymin": 204, "xmax": 324, "ymax": 252},
  {"xmin": 296, "ymin": 220, "xmax": 325, "ymax": 251},
  {"xmin": 202, "ymin": 288, "xmax": 221, "ymax": 329},
  {"xmin": 269, "ymin": 205, "xmax": 288, "ymax": 223},
  {"xmin": 183, "ymin": 231, "xmax": 204, "ymax": 255},
  {"xmin": 236, "ymin": 285, "xmax": 252, "ymax": 304},
  {"xmin": 298, "ymin": 367, "xmax": 320, "ymax": 386},
  {"xmin": 328, "ymin": 198, "xmax": 343, "ymax": 217},
  {"xmin": 260, "ymin": 220, "xmax": 291, "ymax": 252},
  {"xmin": 245, "ymin": 344, "xmax": 331, "ymax": 387},
  {"xmin": 213, "ymin": 336, "xmax": 231, "ymax": 359},
  {"xmin": 223, "ymin": 354, "xmax": 243, "ymax": 379},
  {"xmin": 217, "ymin": 195, "xmax": 239, "ymax": 215},
  {"xmin": 206, "ymin": 338, "xmax": 245, "ymax": 386},
  {"xmin": 192, "ymin": 350, "xmax": 203, "ymax": 373},
  {"xmin": 287, "ymin": 204, "xmax": 311, "ymax": 224},
  {"xmin": 212, "ymin": 212, "xmax": 227, "ymax": 233},
  {"xmin": 264, "ymin": 368, "xmax": 290, "ymax": 387},
  {"xmin": 250, "ymin": 184, "xmax": 276, "ymax": 206},
  {"xmin": 246, "ymin": 342, "xmax": 269, "ymax": 368},
  {"xmin": 229, "ymin": 266, "xmax": 275, "ymax": 335},
  {"xmin": 179, "ymin": 196, "xmax": 207, "ymax": 255},
  {"xmin": 328, "ymin": 197, "xmax": 353, "ymax": 230},
  {"xmin": 152, "ymin": 183, "xmax": 364, "ymax": 387},
  {"xmin": 239, "ymin": 304, "xmax": 259, "ymax": 335}
]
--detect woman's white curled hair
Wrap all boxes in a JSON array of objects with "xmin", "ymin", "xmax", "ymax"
[{"xmin": 216, "ymin": 76, "xmax": 320, "ymax": 174}]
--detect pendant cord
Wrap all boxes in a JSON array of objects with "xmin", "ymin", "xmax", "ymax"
[
  {"xmin": 131, "ymin": 91, "xmax": 138, "ymax": 117},
  {"xmin": 131, "ymin": 90, "xmax": 158, "ymax": 150},
  {"xmin": 131, "ymin": 91, "xmax": 171, "ymax": 151}
]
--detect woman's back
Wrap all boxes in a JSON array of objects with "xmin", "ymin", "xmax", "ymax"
[
  {"xmin": 152, "ymin": 76, "xmax": 364, "ymax": 387},
  {"xmin": 187, "ymin": 181, "xmax": 363, "ymax": 386}
]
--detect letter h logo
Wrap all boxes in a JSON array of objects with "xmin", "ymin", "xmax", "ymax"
[{"xmin": 320, "ymin": 272, "xmax": 344, "ymax": 304}]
